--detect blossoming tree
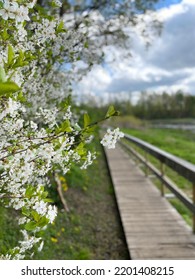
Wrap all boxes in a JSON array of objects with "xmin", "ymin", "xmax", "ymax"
[
  {"xmin": 0, "ymin": 0, "xmax": 126, "ymax": 259},
  {"xmin": 0, "ymin": 0, "xmax": 161, "ymax": 259}
]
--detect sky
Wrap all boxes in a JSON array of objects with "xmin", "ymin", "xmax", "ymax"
[
  {"xmin": 75, "ymin": 0, "xmax": 195, "ymax": 104},
  {"xmin": 155, "ymin": 0, "xmax": 182, "ymax": 9}
]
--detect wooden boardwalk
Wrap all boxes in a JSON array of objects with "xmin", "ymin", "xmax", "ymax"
[{"xmin": 104, "ymin": 144, "xmax": 195, "ymax": 259}]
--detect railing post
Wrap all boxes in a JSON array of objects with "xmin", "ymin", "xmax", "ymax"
[
  {"xmin": 193, "ymin": 184, "xmax": 195, "ymax": 234},
  {"xmin": 145, "ymin": 151, "xmax": 149, "ymax": 177},
  {"xmin": 160, "ymin": 162, "xmax": 165, "ymax": 196},
  {"xmin": 134, "ymin": 146, "xmax": 139, "ymax": 166}
]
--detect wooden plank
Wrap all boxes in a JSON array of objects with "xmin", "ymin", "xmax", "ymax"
[{"xmin": 104, "ymin": 144, "xmax": 195, "ymax": 259}]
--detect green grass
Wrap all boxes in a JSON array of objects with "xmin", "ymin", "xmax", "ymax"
[
  {"xmin": 0, "ymin": 206, "xmax": 21, "ymax": 255},
  {"xmin": 122, "ymin": 127, "xmax": 195, "ymax": 227},
  {"xmin": 123, "ymin": 127, "xmax": 195, "ymax": 164}
]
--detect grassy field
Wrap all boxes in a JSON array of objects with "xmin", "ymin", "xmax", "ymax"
[
  {"xmin": 0, "ymin": 133, "xmax": 129, "ymax": 260},
  {"xmin": 122, "ymin": 127, "xmax": 195, "ymax": 164},
  {"xmin": 122, "ymin": 127, "xmax": 195, "ymax": 226}
]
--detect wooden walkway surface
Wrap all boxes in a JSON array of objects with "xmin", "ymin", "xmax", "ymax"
[{"xmin": 104, "ymin": 144, "xmax": 195, "ymax": 259}]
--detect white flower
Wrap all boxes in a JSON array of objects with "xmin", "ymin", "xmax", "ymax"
[
  {"xmin": 30, "ymin": 121, "xmax": 38, "ymax": 131},
  {"xmin": 0, "ymin": 2, "xmax": 30, "ymax": 22},
  {"xmin": 13, "ymin": 253, "xmax": 25, "ymax": 260},
  {"xmin": 17, "ymin": 6, "xmax": 30, "ymax": 22},
  {"xmin": 0, "ymin": 254, "xmax": 12, "ymax": 260},
  {"xmin": 15, "ymin": 119, "xmax": 24, "ymax": 130},
  {"xmin": 38, "ymin": 241, "xmax": 44, "ymax": 252},
  {"xmin": 36, "ymin": 107, "xmax": 58, "ymax": 128},
  {"xmin": 85, "ymin": 135, "xmax": 94, "ymax": 144},
  {"xmin": 63, "ymin": 106, "xmax": 72, "ymax": 120},
  {"xmin": 19, "ymin": 230, "xmax": 41, "ymax": 253},
  {"xmin": 0, "ymin": 2, "xmax": 14, "ymax": 20},
  {"xmin": 101, "ymin": 128, "xmax": 124, "ymax": 149},
  {"xmin": 13, "ymin": 199, "xmax": 25, "ymax": 210},
  {"xmin": 9, "ymin": 2, "xmax": 19, "ymax": 15},
  {"xmin": 26, "ymin": 0, "xmax": 37, "ymax": 9},
  {"xmin": 0, "ymin": 8, "xmax": 9, "ymax": 20},
  {"xmin": 18, "ymin": 217, "xmax": 27, "ymax": 225},
  {"xmin": 80, "ymin": 151, "xmax": 96, "ymax": 169},
  {"xmin": 53, "ymin": 0, "xmax": 62, "ymax": 7},
  {"xmin": 33, "ymin": 200, "xmax": 47, "ymax": 216},
  {"xmin": 7, "ymin": 98, "xmax": 20, "ymax": 116},
  {"xmin": 46, "ymin": 205, "xmax": 57, "ymax": 223}
]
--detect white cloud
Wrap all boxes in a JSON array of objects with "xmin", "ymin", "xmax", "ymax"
[
  {"xmin": 157, "ymin": 2, "xmax": 188, "ymax": 21},
  {"xmin": 75, "ymin": 0, "xmax": 195, "ymax": 103},
  {"xmin": 77, "ymin": 65, "xmax": 111, "ymax": 95}
]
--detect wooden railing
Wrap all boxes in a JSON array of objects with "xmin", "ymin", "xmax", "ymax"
[{"xmin": 120, "ymin": 133, "xmax": 195, "ymax": 233}]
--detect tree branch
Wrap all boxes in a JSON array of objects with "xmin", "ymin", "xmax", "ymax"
[{"xmin": 54, "ymin": 172, "xmax": 70, "ymax": 212}]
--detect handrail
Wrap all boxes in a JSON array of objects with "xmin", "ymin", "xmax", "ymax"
[
  {"xmin": 124, "ymin": 134, "xmax": 195, "ymax": 182},
  {"xmin": 121, "ymin": 133, "xmax": 195, "ymax": 233}
]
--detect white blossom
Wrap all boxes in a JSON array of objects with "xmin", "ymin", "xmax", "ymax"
[
  {"xmin": 80, "ymin": 151, "xmax": 96, "ymax": 169},
  {"xmin": 33, "ymin": 201, "xmax": 47, "ymax": 216},
  {"xmin": 38, "ymin": 241, "xmax": 44, "ymax": 252},
  {"xmin": 19, "ymin": 230, "xmax": 41, "ymax": 253},
  {"xmin": 63, "ymin": 106, "xmax": 72, "ymax": 120},
  {"xmin": 0, "ymin": 2, "xmax": 30, "ymax": 23},
  {"xmin": 30, "ymin": 121, "xmax": 38, "ymax": 131},
  {"xmin": 53, "ymin": 0, "xmax": 62, "ymax": 7},
  {"xmin": 101, "ymin": 128, "xmax": 124, "ymax": 149},
  {"xmin": 46, "ymin": 205, "xmax": 57, "ymax": 223},
  {"xmin": 18, "ymin": 217, "xmax": 28, "ymax": 225}
]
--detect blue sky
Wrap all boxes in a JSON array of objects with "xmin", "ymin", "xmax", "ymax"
[
  {"xmin": 155, "ymin": 0, "xmax": 182, "ymax": 9},
  {"xmin": 75, "ymin": 0, "xmax": 195, "ymax": 104}
]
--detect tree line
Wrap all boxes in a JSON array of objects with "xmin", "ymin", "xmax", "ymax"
[{"xmin": 111, "ymin": 91, "xmax": 195, "ymax": 120}]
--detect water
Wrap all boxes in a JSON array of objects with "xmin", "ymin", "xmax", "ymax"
[{"xmin": 152, "ymin": 124, "xmax": 195, "ymax": 131}]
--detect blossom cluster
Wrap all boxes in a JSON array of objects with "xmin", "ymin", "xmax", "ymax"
[
  {"xmin": 101, "ymin": 128, "xmax": 124, "ymax": 149},
  {"xmin": 0, "ymin": 0, "xmax": 35, "ymax": 22}
]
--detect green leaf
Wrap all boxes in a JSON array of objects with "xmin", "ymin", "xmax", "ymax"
[
  {"xmin": 41, "ymin": 191, "xmax": 48, "ymax": 199},
  {"xmin": 62, "ymin": 120, "xmax": 71, "ymax": 132},
  {"xmin": 22, "ymin": 207, "xmax": 31, "ymax": 217},
  {"xmin": 105, "ymin": 105, "xmax": 115, "ymax": 118},
  {"xmin": 0, "ymin": 66, "xmax": 7, "ymax": 83},
  {"xmin": 84, "ymin": 41, "xmax": 89, "ymax": 48},
  {"xmin": 44, "ymin": 198, "xmax": 54, "ymax": 203},
  {"xmin": 0, "ymin": 81, "xmax": 20, "ymax": 95},
  {"xmin": 25, "ymin": 186, "xmax": 35, "ymax": 198},
  {"xmin": 56, "ymin": 20, "xmax": 65, "ymax": 33},
  {"xmin": 8, "ymin": 44, "xmax": 15, "ymax": 65},
  {"xmin": 105, "ymin": 105, "xmax": 120, "ymax": 118},
  {"xmin": 113, "ymin": 110, "xmax": 120, "ymax": 116},
  {"xmin": 1, "ymin": 29, "xmax": 9, "ymax": 41},
  {"xmin": 25, "ymin": 221, "xmax": 37, "ymax": 231},
  {"xmin": 17, "ymin": 91, "xmax": 26, "ymax": 103},
  {"xmin": 19, "ymin": 49, "xmax": 25, "ymax": 60},
  {"xmin": 51, "ymin": 0, "xmax": 60, "ymax": 8},
  {"xmin": 76, "ymin": 143, "xmax": 86, "ymax": 156},
  {"xmin": 56, "ymin": 120, "xmax": 72, "ymax": 133},
  {"xmin": 31, "ymin": 211, "xmax": 40, "ymax": 222},
  {"xmin": 85, "ymin": 125, "xmax": 96, "ymax": 134},
  {"xmin": 39, "ymin": 186, "xmax": 45, "ymax": 193},
  {"xmin": 13, "ymin": 49, "xmax": 28, "ymax": 68},
  {"xmin": 83, "ymin": 113, "xmax": 90, "ymax": 128},
  {"xmin": 37, "ymin": 216, "xmax": 49, "ymax": 228}
]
